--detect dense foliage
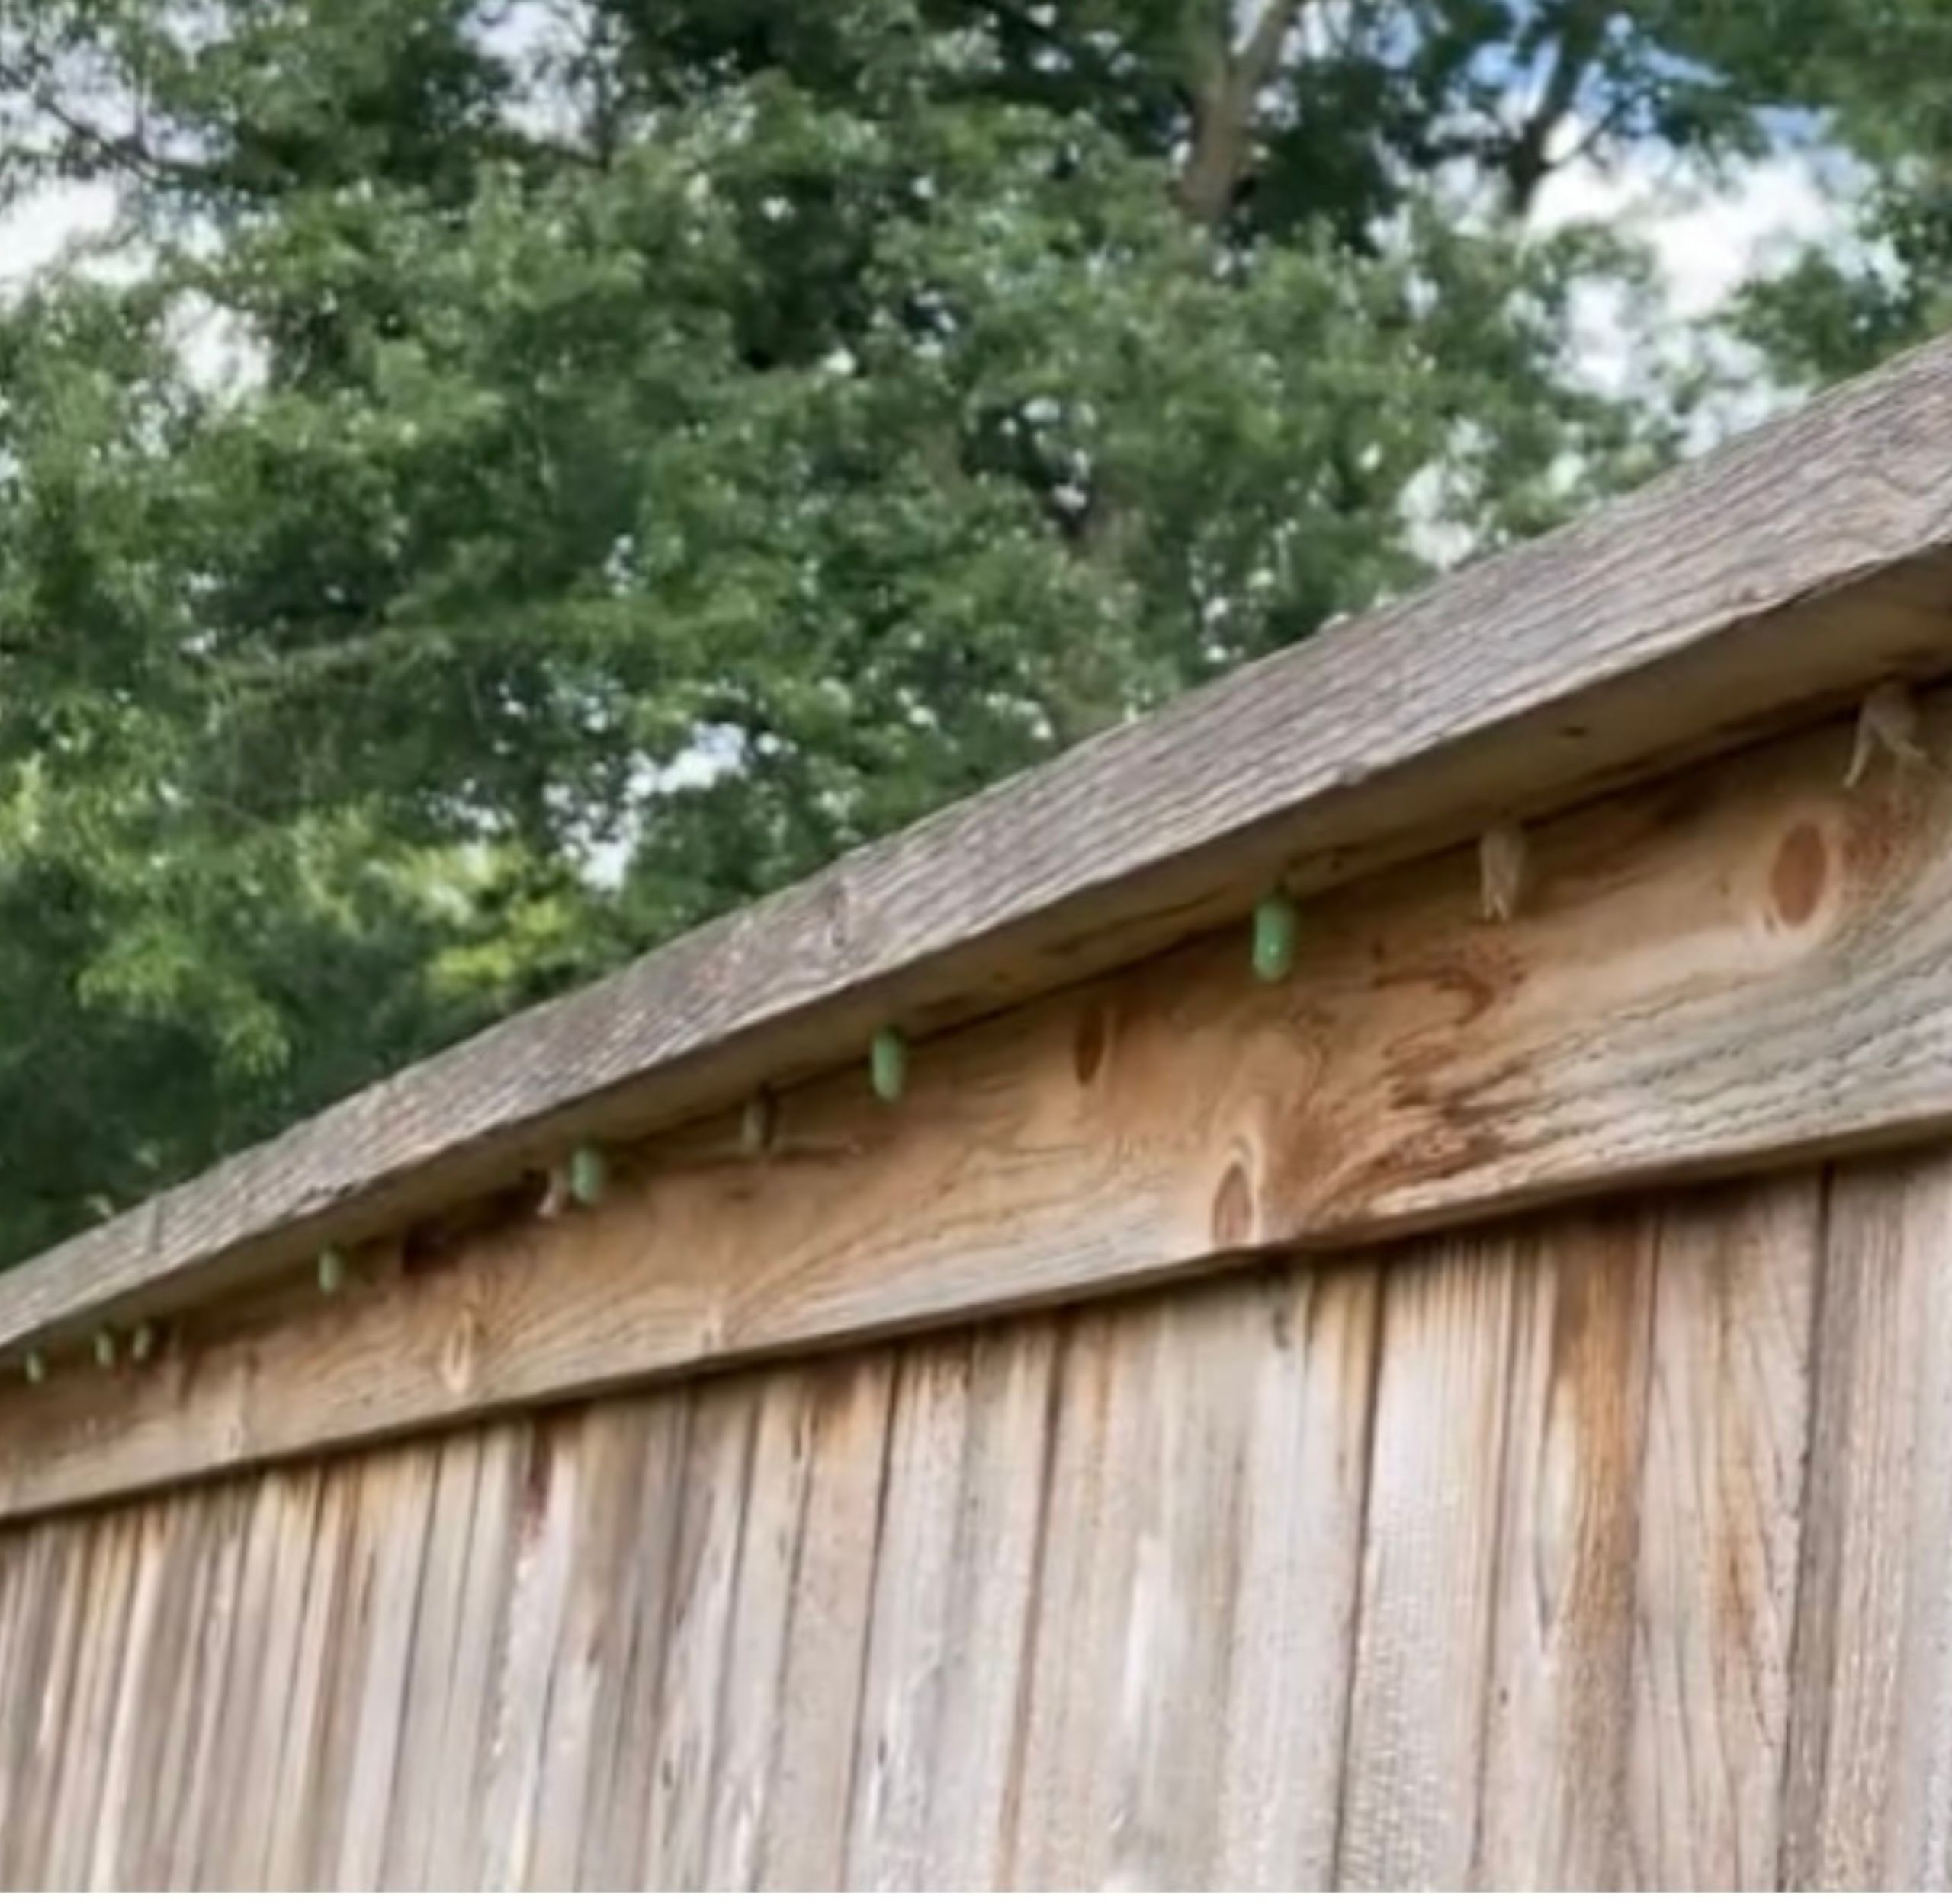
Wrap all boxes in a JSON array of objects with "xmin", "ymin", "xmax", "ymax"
[{"xmin": 0, "ymin": 1, "xmax": 1922, "ymax": 1261}]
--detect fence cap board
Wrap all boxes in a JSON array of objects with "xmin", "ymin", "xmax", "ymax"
[{"xmin": 7, "ymin": 332, "xmax": 1952, "ymax": 1356}]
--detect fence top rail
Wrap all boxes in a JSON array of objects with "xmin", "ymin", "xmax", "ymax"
[{"xmin": 5, "ymin": 332, "xmax": 1952, "ymax": 1361}]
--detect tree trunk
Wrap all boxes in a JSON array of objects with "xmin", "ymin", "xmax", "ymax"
[{"xmin": 1174, "ymin": 0, "xmax": 1306, "ymax": 229}]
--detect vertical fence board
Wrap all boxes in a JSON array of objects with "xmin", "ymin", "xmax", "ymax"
[
  {"xmin": 8, "ymin": 1514, "xmax": 92, "ymax": 1887},
  {"xmin": 0, "ymin": 1524, "xmax": 63, "ymax": 1884},
  {"xmin": 477, "ymin": 1413, "xmax": 584, "ymax": 1890},
  {"xmin": 194, "ymin": 1469, "xmax": 310, "ymax": 1887},
  {"xmin": 1473, "ymin": 1208, "xmax": 1659, "ymax": 1887},
  {"xmin": 111, "ymin": 1492, "xmax": 215, "ymax": 1885},
  {"xmin": 375, "ymin": 1430, "xmax": 484, "ymax": 1887},
  {"xmin": 1629, "ymin": 1176, "xmax": 1819, "ymax": 1888},
  {"xmin": 1337, "ymin": 1231, "xmax": 1520, "ymax": 1887},
  {"xmin": 85, "ymin": 1501, "xmax": 170, "ymax": 1889},
  {"xmin": 640, "ymin": 1376, "xmax": 759, "ymax": 1889},
  {"xmin": 756, "ymin": 1352, "xmax": 896, "ymax": 1890},
  {"xmin": 332, "ymin": 1441, "xmax": 441, "ymax": 1889},
  {"xmin": 702, "ymin": 1368, "xmax": 818, "ymax": 1890},
  {"xmin": 43, "ymin": 1511, "xmax": 140, "ymax": 1890},
  {"xmin": 565, "ymin": 1393, "xmax": 692, "ymax": 1890},
  {"xmin": 1212, "ymin": 1263, "xmax": 1379, "ymax": 1889},
  {"xmin": 1005, "ymin": 1268, "xmax": 1374, "ymax": 1890},
  {"xmin": 1784, "ymin": 1152, "xmax": 1952, "ymax": 1888},
  {"xmin": 262, "ymin": 1463, "xmax": 356, "ymax": 1887},
  {"xmin": 162, "ymin": 1484, "xmax": 258, "ymax": 1888},
  {"xmin": 224, "ymin": 1466, "xmax": 328, "ymax": 1889},
  {"xmin": 522, "ymin": 1395, "xmax": 689, "ymax": 1890},
  {"xmin": 420, "ymin": 1418, "xmax": 530, "ymax": 1890},
  {"xmin": 1006, "ymin": 1296, "xmax": 1238, "ymax": 1887},
  {"xmin": 845, "ymin": 1322, "xmax": 1059, "ymax": 1890}
]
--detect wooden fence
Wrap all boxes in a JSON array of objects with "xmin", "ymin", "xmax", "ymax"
[{"xmin": 7, "ymin": 336, "xmax": 1952, "ymax": 1888}]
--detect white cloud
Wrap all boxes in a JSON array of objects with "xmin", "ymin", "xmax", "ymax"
[
  {"xmin": 1531, "ymin": 133, "xmax": 1870, "ymax": 444},
  {"xmin": 1536, "ymin": 143, "xmax": 1857, "ymax": 323},
  {"xmin": 0, "ymin": 179, "xmax": 119, "ymax": 291}
]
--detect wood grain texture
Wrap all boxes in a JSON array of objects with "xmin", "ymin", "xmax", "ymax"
[
  {"xmin": 1008, "ymin": 1265, "xmax": 1379, "ymax": 1889},
  {"xmin": 845, "ymin": 1324, "xmax": 1058, "ymax": 1889},
  {"xmin": 1339, "ymin": 1183, "xmax": 1826, "ymax": 1892},
  {"xmin": 9, "ymin": 336, "xmax": 1952, "ymax": 1361},
  {"xmin": 1204, "ymin": 1263, "xmax": 1379, "ymax": 1886},
  {"xmin": 1337, "ymin": 1230, "xmax": 1521, "ymax": 1888},
  {"xmin": 546, "ymin": 1398, "xmax": 691, "ymax": 1891},
  {"xmin": 418, "ymin": 1420, "xmax": 529, "ymax": 1890},
  {"xmin": 18, "ymin": 687, "xmax": 1952, "ymax": 1518},
  {"xmin": 1629, "ymin": 1175, "xmax": 1819, "ymax": 1887},
  {"xmin": 0, "ymin": 1160, "xmax": 1930, "ymax": 1891},
  {"xmin": 1474, "ymin": 1206, "xmax": 1659, "ymax": 1887},
  {"xmin": 1783, "ymin": 1151, "xmax": 1952, "ymax": 1889},
  {"xmin": 638, "ymin": 1376, "xmax": 759, "ymax": 1889},
  {"xmin": 1008, "ymin": 1294, "xmax": 1258, "ymax": 1888},
  {"xmin": 752, "ymin": 1354, "xmax": 894, "ymax": 1890}
]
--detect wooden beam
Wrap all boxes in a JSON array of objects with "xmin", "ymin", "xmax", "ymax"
[
  {"xmin": 11, "ymin": 687, "xmax": 1952, "ymax": 1516},
  {"xmin": 5, "ymin": 341, "xmax": 1952, "ymax": 1357}
]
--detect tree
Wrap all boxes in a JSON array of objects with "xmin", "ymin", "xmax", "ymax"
[
  {"xmin": 0, "ymin": 0, "xmax": 1893, "ymax": 1263},
  {"xmin": 1726, "ymin": 1, "xmax": 1952, "ymax": 385}
]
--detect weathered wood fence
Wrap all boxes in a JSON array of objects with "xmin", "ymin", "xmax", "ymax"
[{"xmin": 8, "ymin": 336, "xmax": 1952, "ymax": 1888}]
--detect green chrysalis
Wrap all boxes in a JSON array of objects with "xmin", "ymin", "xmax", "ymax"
[
  {"xmin": 870, "ymin": 1027, "xmax": 907, "ymax": 1103},
  {"xmin": 317, "ymin": 1244, "xmax": 348, "ymax": 1296},
  {"xmin": 568, "ymin": 1142, "xmax": 609, "ymax": 1208},
  {"xmin": 1252, "ymin": 892, "xmax": 1299, "ymax": 983},
  {"xmin": 94, "ymin": 1328, "xmax": 117, "ymax": 1371},
  {"xmin": 130, "ymin": 1321, "xmax": 158, "ymax": 1366},
  {"xmin": 24, "ymin": 1351, "xmax": 46, "ymax": 1386}
]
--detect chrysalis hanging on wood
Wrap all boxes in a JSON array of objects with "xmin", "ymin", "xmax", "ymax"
[
  {"xmin": 24, "ymin": 1351, "xmax": 45, "ymax": 1386},
  {"xmin": 317, "ymin": 1244, "xmax": 348, "ymax": 1296},
  {"xmin": 568, "ymin": 1141, "xmax": 609, "ymax": 1209},
  {"xmin": 1846, "ymin": 681, "xmax": 1929, "ymax": 788},
  {"xmin": 870, "ymin": 1027, "xmax": 908, "ymax": 1103},
  {"xmin": 130, "ymin": 1321, "xmax": 158, "ymax": 1366},
  {"xmin": 740, "ymin": 1087, "xmax": 778, "ymax": 1157},
  {"xmin": 1479, "ymin": 820, "xmax": 1529, "ymax": 923},
  {"xmin": 93, "ymin": 1328, "xmax": 117, "ymax": 1371},
  {"xmin": 1251, "ymin": 892, "xmax": 1299, "ymax": 983}
]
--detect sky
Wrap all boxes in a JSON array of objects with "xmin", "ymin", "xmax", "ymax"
[
  {"xmin": 1530, "ymin": 127, "xmax": 1864, "ymax": 441},
  {"xmin": 0, "ymin": 178, "xmax": 118, "ymax": 289}
]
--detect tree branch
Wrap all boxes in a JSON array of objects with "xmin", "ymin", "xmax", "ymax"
[
  {"xmin": 1501, "ymin": 0, "xmax": 1609, "ymax": 217},
  {"xmin": 0, "ymin": 56, "xmax": 209, "ymax": 191},
  {"xmin": 1174, "ymin": 0, "xmax": 1307, "ymax": 229}
]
